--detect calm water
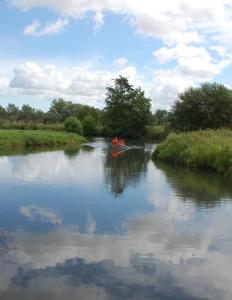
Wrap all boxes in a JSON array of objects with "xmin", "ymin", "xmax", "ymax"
[{"xmin": 0, "ymin": 138, "xmax": 232, "ymax": 300}]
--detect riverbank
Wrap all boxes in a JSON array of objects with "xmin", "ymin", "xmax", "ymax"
[
  {"xmin": 0, "ymin": 130, "xmax": 86, "ymax": 155},
  {"xmin": 153, "ymin": 129, "xmax": 232, "ymax": 179}
]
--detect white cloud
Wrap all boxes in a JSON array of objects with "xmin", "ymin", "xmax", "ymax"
[
  {"xmin": 153, "ymin": 43, "xmax": 230, "ymax": 78},
  {"xmin": 24, "ymin": 18, "xmax": 69, "ymax": 36},
  {"xmin": 6, "ymin": 60, "xmax": 142, "ymax": 107},
  {"xmin": 113, "ymin": 57, "xmax": 129, "ymax": 67},
  {"xmin": 0, "ymin": 77, "xmax": 10, "ymax": 96},
  {"xmin": 9, "ymin": 0, "xmax": 232, "ymax": 46},
  {"xmin": 6, "ymin": 0, "xmax": 232, "ymax": 109},
  {"xmin": 150, "ymin": 43, "xmax": 232, "ymax": 108}
]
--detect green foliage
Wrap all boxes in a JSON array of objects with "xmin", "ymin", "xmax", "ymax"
[
  {"xmin": 145, "ymin": 125, "xmax": 168, "ymax": 141},
  {"xmin": 64, "ymin": 117, "xmax": 83, "ymax": 135},
  {"xmin": 153, "ymin": 109, "xmax": 169, "ymax": 125},
  {"xmin": 171, "ymin": 82, "xmax": 232, "ymax": 131},
  {"xmin": 45, "ymin": 99, "xmax": 102, "ymax": 124},
  {"xmin": 104, "ymin": 76, "xmax": 152, "ymax": 138},
  {"xmin": 6, "ymin": 103, "xmax": 20, "ymax": 122},
  {"xmin": 1, "ymin": 122, "xmax": 64, "ymax": 131},
  {"xmin": 153, "ymin": 129, "xmax": 232, "ymax": 179},
  {"xmin": 82, "ymin": 115, "xmax": 97, "ymax": 136},
  {"xmin": 0, "ymin": 130, "xmax": 86, "ymax": 154}
]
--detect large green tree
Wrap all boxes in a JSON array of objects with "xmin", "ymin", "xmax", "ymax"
[
  {"xmin": 104, "ymin": 76, "xmax": 152, "ymax": 138},
  {"xmin": 171, "ymin": 82, "xmax": 232, "ymax": 131}
]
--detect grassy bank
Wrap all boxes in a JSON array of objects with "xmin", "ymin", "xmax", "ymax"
[
  {"xmin": 0, "ymin": 122, "xmax": 65, "ymax": 131},
  {"xmin": 0, "ymin": 130, "xmax": 86, "ymax": 155},
  {"xmin": 153, "ymin": 129, "xmax": 232, "ymax": 179}
]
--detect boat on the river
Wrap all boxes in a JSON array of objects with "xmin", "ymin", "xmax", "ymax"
[{"xmin": 111, "ymin": 137, "xmax": 126, "ymax": 149}]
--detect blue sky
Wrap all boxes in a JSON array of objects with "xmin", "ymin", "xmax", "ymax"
[{"xmin": 0, "ymin": 0, "xmax": 232, "ymax": 111}]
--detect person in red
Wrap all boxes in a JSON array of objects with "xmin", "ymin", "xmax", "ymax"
[{"xmin": 112, "ymin": 137, "xmax": 119, "ymax": 145}]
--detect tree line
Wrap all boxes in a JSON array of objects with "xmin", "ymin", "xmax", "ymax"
[{"xmin": 1, "ymin": 77, "xmax": 232, "ymax": 137}]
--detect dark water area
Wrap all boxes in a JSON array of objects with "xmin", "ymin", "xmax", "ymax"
[{"xmin": 0, "ymin": 138, "xmax": 232, "ymax": 300}]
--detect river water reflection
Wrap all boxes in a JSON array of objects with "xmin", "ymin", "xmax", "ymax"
[{"xmin": 0, "ymin": 138, "xmax": 232, "ymax": 300}]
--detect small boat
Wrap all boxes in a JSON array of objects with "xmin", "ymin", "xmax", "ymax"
[{"xmin": 111, "ymin": 138, "xmax": 126, "ymax": 148}]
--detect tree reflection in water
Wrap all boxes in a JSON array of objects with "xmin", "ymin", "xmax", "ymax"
[
  {"xmin": 104, "ymin": 148, "xmax": 150, "ymax": 196},
  {"xmin": 154, "ymin": 161, "xmax": 232, "ymax": 207}
]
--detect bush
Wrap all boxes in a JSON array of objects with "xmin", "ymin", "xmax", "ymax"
[
  {"xmin": 145, "ymin": 125, "xmax": 168, "ymax": 141},
  {"xmin": 153, "ymin": 129, "xmax": 232, "ymax": 179},
  {"xmin": 82, "ymin": 115, "xmax": 97, "ymax": 136},
  {"xmin": 64, "ymin": 117, "xmax": 83, "ymax": 135},
  {"xmin": 170, "ymin": 83, "xmax": 232, "ymax": 131}
]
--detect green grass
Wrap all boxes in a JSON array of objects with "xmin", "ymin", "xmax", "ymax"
[
  {"xmin": 1, "ymin": 122, "xmax": 65, "ymax": 131},
  {"xmin": 153, "ymin": 129, "xmax": 232, "ymax": 179},
  {"xmin": 0, "ymin": 130, "xmax": 86, "ymax": 155}
]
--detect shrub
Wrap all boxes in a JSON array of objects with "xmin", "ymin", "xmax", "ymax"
[
  {"xmin": 64, "ymin": 117, "xmax": 83, "ymax": 135},
  {"xmin": 82, "ymin": 115, "xmax": 97, "ymax": 136},
  {"xmin": 153, "ymin": 129, "xmax": 232, "ymax": 179},
  {"xmin": 145, "ymin": 125, "xmax": 168, "ymax": 141},
  {"xmin": 170, "ymin": 83, "xmax": 232, "ymax": 131}
]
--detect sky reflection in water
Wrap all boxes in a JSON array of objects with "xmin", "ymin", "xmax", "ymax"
[{"xmin": 0, "ymin": 139, "xmax": 232, "ymax": 300}]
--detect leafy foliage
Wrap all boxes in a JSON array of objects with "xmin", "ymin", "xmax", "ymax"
[
  {"xmin": 153, "ymin": 129, "xmax": 232, "ymax": 180},
  {"xmin": 82, "ymin": 115, "xmax": 97, "ymax": 136},
  {"xmin": 104, "ymin": 76, "xmax": 152, "ymax": 138},
  {"xmin": 153, "ymin": 109, "xmax": 169, "ymax": 125},
  {"xmin": 171, "ymin": 83, "xmax": 232, "ymax": 131},
  {"xmin": 64, "ymin": 117, "xmax": 83, "ymax": 135},
  {"xmin": 145, "ymin": 125, "xmax": 168, "ymax": 141}
]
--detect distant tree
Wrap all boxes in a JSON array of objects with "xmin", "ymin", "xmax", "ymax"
[
  {"xmin": 82, "ymin": 115, "xmax": 97, "ymax": 136},
  {"xmin": 64, "ymin": 116, "xmax": 83, "ymax": 135},
  {"xmin": 153, "ymin": 109, "xmax": 169, "ymax": 125},
  {"xmin": 18, "ymin": 105, "xmax": 35, "ymax": 123},
  {"xmin": 171, "ymin": 82, "xmax": 232, "ymax": 131},
  {"xmin": 6, "ymin": 103, "xmax": 20, "ymax": 122},
  {"xmin": 104, "ymin": 76, "xmax": 152, "ymax": 138},
  {"xmin": 0, "ymin": 105, "xmax": 6, "ymax": 118},
  {"xmin": 0, "ymin": 105, "xmax": 6, "ymax": 126}
]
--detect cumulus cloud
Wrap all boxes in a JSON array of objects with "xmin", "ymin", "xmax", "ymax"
[
  {"xmin": 9, "ymin": 0, "xmax": 232, "ymax": 46},
  {"xmin": 1, "ymin": 1, "xmax": 232, "ymax": 108},
  {"xmin": 0, "ymin": 76, "xmax": 10, "ymax": 96},
  {"xmin": 150, "ymin": 43, "xmax": 231, "ymax": 108},
  {"xmin": 113, "ymin": 57, "xmax": 129, "ymax": 67},
  {"xmin": 7, "ymin": 60, "xmax": 143, "ymax": 107},
  {"xmin": 24, "ymin": 18, "xmax": 69, "ymax": 36}
]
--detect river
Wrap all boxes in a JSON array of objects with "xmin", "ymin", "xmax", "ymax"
[{"xmin": 0, "ymin": 138, "xmax": 232, "ymax": 300}]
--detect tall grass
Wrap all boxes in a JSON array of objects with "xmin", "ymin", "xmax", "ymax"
[
  {"xmin": 0, "ymin": 130, "xmax": 86, "ymax": 154},
  {"xmin": 153, "ymin": 129, "xmax": 232, "ymax": 179},
  {"xmin": 0, "ymin": 122, "xmax": 65, "ymax": 131}
]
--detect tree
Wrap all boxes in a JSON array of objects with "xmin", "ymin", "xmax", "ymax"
[
  {"xmin": 153, "ymin": 109, "xmax": 168, "ymax": 125},
  {"xmin": 171, "ymin": 82, "xmax": 232, "ymax": 131},
  {"xmin": 82, "ymin": 115, "xmax": 97, "ymax": 136},
  {"xmin": 18, "ymin": 105, "xmax": 35, "ymax": 123},
  {"xmin": 0, "ymin": 105, "xmax": 6, "ymax": 126},
  {"xmin": 64, "ymin": 116, "xmax": 83, "ymax": 135},
  {"xmin": 104, "ymin": 76, "xmax": 152, "ymax": 138},
  {"xmin": 6, "ymin": 103, "xmax": 20, "ymax": 122}
]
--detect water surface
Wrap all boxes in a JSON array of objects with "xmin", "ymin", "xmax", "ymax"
[{"xmin": 0, "ymin": 138, "xmax": 232, "ymax": 300}]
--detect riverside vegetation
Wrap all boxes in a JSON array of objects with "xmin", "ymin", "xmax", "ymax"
[
  {"xmin": 0, "ymin": 130, "xmax": 86, "ymax": 155},
  {"xmin": 0, "ymin": 76, "xmax": 162, "ymax": 153},
  {"xmin": 153, "ymin": 83, "xmax": 232, "ymax": 179},
  {"xmin": 153, "ymin": 130, "xmax": 232, "ymax": 179},
  {"xmin": 1, "ymin": 77, "xmax": 232, "ymax": 180}
]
